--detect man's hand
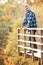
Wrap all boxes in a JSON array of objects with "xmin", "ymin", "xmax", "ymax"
[
  {"xmin": 20, "ymin": 26, "xmax": 27, "ymax": 30},
  {"xmin": 24, "ymin": 27, "xmax": 27, "ymax": 30},
  {"xmin": 20, "ymin": 26, "xmax": 23, "ymax": 30}
]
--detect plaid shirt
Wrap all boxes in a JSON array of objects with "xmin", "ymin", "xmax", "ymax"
[{"xmin": 23, "ymin": 11, "xmax": 37, "ymax": 28}]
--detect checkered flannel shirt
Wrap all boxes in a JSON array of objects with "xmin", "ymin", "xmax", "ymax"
[{"xmin": 23, "ymin": 11, "xmax": 37, "ymax": 28}]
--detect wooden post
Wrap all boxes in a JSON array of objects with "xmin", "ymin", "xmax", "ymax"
[
  {"xmin": 38, "ymin": 30, "xmax": 41, "ymax": 65},
  {"xmin": 24, "ymin": 29, "xmax": 26, "ymax": 58},
  {"xmin": 39, "ymin": 30, "xmax": 43, "ymax": 65},
  {"xmin": 31, "ymin": 30, "xmax": 35, "ymax": 61},
  {"xmin": 18, "ymin": 29, "xmax": 20, "ymax": 55}
]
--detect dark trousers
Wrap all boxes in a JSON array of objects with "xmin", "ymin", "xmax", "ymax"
[{"xmin": 29, "ymin": 30, "xmax": 37, "ymax": 48}]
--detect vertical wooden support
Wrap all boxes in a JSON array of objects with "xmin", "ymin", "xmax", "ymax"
[
  {"xmin": 24, "ymin": 29, "xmax": 26, "ymax": 58},
  {"xmin": 38, "ymin": 30, "xmax": 41, "ymax": 65},
  {"xmin": 40, "ymin": 30, "xmax": 43, "ymax": 65},
  {"xmin": 18, "ymin": 29, "xmax": 20, "ymax": 55},
  {"xmin": 31, "ymin": 30, "xmax": 35, "ymax": 61}
]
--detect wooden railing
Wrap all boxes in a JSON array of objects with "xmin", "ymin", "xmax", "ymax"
[{"xmin": 17, "ymin": 28, "xmax": 43, "ymax": 65}]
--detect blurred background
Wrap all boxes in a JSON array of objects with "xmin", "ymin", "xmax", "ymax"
[{"xmin": 0, "ymin": 0, "xmax": 43, "ymax": 65}]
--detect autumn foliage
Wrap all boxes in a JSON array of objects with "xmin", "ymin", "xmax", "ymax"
[{"xmin": 0, "ymin": 0, "xmax": 43, "ymax": 65}]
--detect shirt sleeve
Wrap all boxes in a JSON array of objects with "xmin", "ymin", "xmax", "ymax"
[{"xmin": 22, "ymin": 18, "xmax": 28, "ymax": 26}]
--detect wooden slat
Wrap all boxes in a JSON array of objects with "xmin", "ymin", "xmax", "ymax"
[
  {"xmin": 31, "ymin": 30, "xmax": 34, "ymax": 61},
  {"xmin": 17, "ymin": 28, "xmax": 43, "ymax": 30},
  {"xmin": 19, "ymin": 51, "xmax": 41, "ymax": 58},
  {"xmin": 18, "ymin": 45, "xmax": 32, "ymax": 50},
  {"xmin": 18, "ymin": 45, "xmax": 40, "ymax": 51},
  {"xmin": 40, "ymin": 30, "xmax": 43, "ymax": 65},
  {"xmin": 18, "ymin": 29, "xmax": 20, "ymax": 55},
  {"xmin": 18, "ymin": 40, "xmax": 43, "ymax": 45},
  {"xmin": 18, "ymin": 34, "xmax": 43, "ymax": 38},
  {"xmin": 24, "ymin": 29, "xmax": 26, "ymax": 57},
  {"xmin": 18, "ymin": 45, "xmax": 43, "ymax": 53}
]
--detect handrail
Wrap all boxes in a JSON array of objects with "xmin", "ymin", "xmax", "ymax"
[
  {"xmin": 18, "ymin": 39, "xmax": 43, "ymax": 45},
  {"xmin": 17, "ymin": 28, "xmax": 43, "ymax": 30},
  {"xmin": 18, "ymin": 34, "xmax": 43, "ymax": 38},
  {"xmin": 17, "ymin": 27, "xmax": 43, "ymax": 65}
]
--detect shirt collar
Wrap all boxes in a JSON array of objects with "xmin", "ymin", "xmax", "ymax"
[{"xmin": 28, "ymin": 10, "xmax": 31, "ymax": 13}]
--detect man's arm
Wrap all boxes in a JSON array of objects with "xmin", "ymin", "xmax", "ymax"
[
  {"xmin": 22, "ymin": 18, "xmax": 28, "ymax": 26},
  {"xmin": 20, "ymin": 18, "xmax": 28, "ymax": 29}
]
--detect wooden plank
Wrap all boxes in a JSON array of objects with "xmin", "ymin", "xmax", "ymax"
[
  {"xmin": 17, "ymin": 28, "xmax": 43, "ymax": 30},
  {"xmin": 24, "ymin": 29, "xmax": 26, "ymax": 57},
  {"xmin": 17, "ymin": 29, "xmax": 20, "ymax": 55},
  {"xmin": 18, "ymin": 34, "xmax": 43, "ymax": 38},
  {"xmin": 19, "ymin": 51, "xmax": 41, "ymax": 58},
  {"xmin": 40, "ymin": 30, "xmax": 43, "ymax": 65},
  {"xmin": 18, "ymin": 45, "xmax": 41, "ymax": 52},
  {"xmin": 31, "ymin": 30, "xmax": 35, "ymax": 61},
  {"xmin": 18, "ymin": 45, "xmax": 43, "ymax": 53},
  {"xmin": 18, "ymin": 40, "xmax": 43, "ymax": 45}
]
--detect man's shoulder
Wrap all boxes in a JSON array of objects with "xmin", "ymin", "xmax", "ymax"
[
  {"xmin": 29, "ymin": 11, "xmax": 35, "ymax": 17},
  {"xmin": 26, "ymin": 11, "xmax": 35, "ymax": 17},
  {"xmin": 30, "ymin": 11, "xmax": 35, "ymax": 14}
]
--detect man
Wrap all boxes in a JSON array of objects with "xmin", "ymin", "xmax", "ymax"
[{"xmin": 21, "ymin": 5, "xmax": 37, "ymax": 52}]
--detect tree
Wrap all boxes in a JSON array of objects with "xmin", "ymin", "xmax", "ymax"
[
  {"xmin": 27, "ymin": 0, "xmax": 43, "ymax": 4},
  {"xmin": 0, "ymin": 22, "xmax": 9, "ymax": 49}
]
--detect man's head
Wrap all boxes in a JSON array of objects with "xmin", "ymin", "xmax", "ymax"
[{"xmin": 25, "ymin": 5, "xmax": 31, "ymax": 13}]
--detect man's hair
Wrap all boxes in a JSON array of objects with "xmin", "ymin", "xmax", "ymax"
[{"xmin": 25, "ymin": 4, "xmax": 30, "ymax": 8}]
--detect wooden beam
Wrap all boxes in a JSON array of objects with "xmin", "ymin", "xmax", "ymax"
[
  {"xmin": 18, "ymin": 29, "xmax": 20, "ymax": 55},
  {"xmin": 18, "ymin": 40, "xmax": 43, "ymax": 45},
  {"xmin": 17, "ymin": 28, "xmax": 43, "ymax": 30},
  {"xmin": 18, "ymin": 34, "xmax": 43, "ymax": 38},
  {"xmin": 24, "ymin": 29, "xmax": 26, "ymax": 58},
  {"xmin": 39, "ymin": 30, "xmax": 43, "ymax": 65}
]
